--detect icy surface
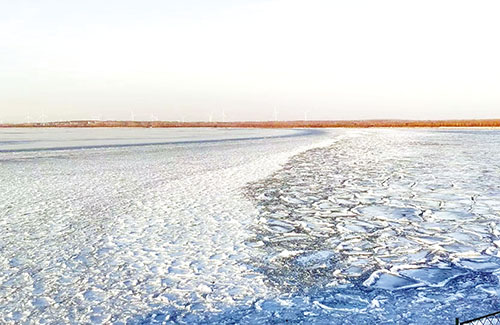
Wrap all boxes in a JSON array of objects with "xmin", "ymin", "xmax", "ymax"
[
  {"xmin": 245, "ymin": 129, "xmax": 500, "ymax": 323},
  {"xmin": 0, "ymin": 128, "xmax": 333, "ymax": 324},
  {"xmin": 2, "ymin": 128, "xmax": 500, "ymax": 324}
]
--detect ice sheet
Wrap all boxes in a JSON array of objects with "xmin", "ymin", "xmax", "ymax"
[
  {"xmin": 2, "ymin": 128, "xmax": 500, "ymax": 324},
  {"xmin": 0, "ymin": 128, "xmax": 333, "ymax": 323}
]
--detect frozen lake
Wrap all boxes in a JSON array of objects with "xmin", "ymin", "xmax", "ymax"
[{"xmin": 1, "ymin": 128, "xmax": 500, "ymax": 324}]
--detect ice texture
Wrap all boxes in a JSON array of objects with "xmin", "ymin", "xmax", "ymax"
[
  {"xmin": 2, "ymin": 128, "xmax": 500, "ymax": 324},
  {"xmin": 245, "ymin": 128, "xmax": 500, "ymax": 323},
  {"xmin": 0, "ymin": 128, "xmax": 333, "ymax": 324}
]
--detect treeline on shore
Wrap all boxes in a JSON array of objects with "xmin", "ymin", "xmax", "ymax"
[{"xmin": 2, "ymin": 119, "xmax": 500, "ymax": 128}]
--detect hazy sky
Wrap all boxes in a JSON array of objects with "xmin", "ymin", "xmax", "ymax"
[{"xmin": 1, "ymin": 0, "xmax": 499, "ymax": 122}]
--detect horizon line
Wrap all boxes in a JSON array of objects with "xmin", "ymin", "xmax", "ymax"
[{"xmin": 2, "ymin": 118, "xmax": 500, "ymax": 128}]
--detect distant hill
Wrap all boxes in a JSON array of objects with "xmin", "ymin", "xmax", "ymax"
[{"xmin": 1, "ymin": 119, "xmax": 500, "ymax": 128}]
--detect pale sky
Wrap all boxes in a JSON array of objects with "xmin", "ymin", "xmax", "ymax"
[{"xmin": 1, "ymin": 0, "xmax": 499, "ymax": 123}]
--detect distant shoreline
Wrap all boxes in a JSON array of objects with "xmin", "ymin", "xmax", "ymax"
[{"xmin": 1, "ymin": 119, "xmax": 500, "ymax": 128}]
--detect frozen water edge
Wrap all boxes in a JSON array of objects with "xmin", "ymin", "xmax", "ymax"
[{"xmin": 0, "ymin": 128, "xmax": 341, "ymax": 324}]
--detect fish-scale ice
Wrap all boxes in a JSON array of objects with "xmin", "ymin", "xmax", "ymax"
[
  {"xmin": 3, "ymin": 128, "xmax": 500, "ymax": 324},
  {"xmin": 246, "ymin": 129, "xmax": 500, "ymax": 323}
]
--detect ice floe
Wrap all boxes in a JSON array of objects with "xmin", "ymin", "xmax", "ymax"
[{"xmin": 245, "ymin": 128, "xmax": 500, "ymax": 323}]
